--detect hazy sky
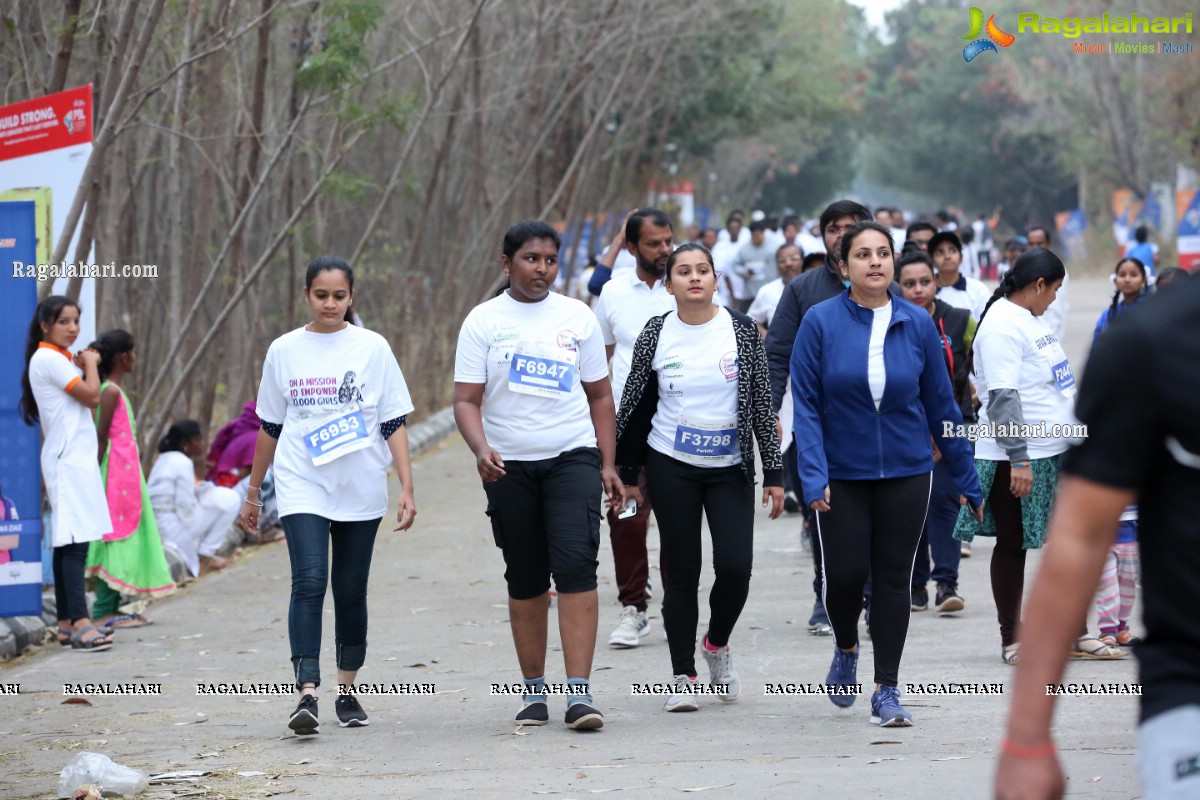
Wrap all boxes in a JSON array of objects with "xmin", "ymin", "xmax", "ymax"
[{"xmin": 849, "ymin": 0, "xmax": 907, "ymax": 32}]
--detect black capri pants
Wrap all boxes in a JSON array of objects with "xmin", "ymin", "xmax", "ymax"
[
  {"xmin": 815, "ymin": 473, "xmax": 931, "ymax": 687},
  {"xmin": 483, "ymin": 446, "xmax": 602, "ymax": 599}
]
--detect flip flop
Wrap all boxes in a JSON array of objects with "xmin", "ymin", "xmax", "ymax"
[
  {"xmin": 70, "ymin": 624, "xmax": 113, "ymax": 652},
  {"xmin": 1071, "ymin": 635, "xmax": 1127, "ymax": 660}
]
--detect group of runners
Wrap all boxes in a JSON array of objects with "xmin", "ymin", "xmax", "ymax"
[{"xmin": 20, "ymin": 200, "xmax": 1198, "ymax": 799}]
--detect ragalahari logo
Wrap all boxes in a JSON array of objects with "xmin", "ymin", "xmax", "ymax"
[{"xmin": 962, "ymin": 7, "xmax": 1016, "ymax": 62}]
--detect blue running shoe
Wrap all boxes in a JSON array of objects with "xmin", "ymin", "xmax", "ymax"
[
  {"xmin": 870, "ymin": 685, "xmax": 913, "ymax": 727},
  {"xmin": 824, "ymin": 646, "xmax": 859, "ymax": 708}
]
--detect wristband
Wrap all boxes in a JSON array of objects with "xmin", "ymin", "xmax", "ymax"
[
  {"xmin": 1011, "ymin": 461, "xmax": 1030, "ymax": 468},
  {"xmin": 243, "ymin": 497, "xmax": 264, "ymax": 507},
  {"xmin": 1000, "ymin": 739, "xmax": 1056, "ymax": 759}
]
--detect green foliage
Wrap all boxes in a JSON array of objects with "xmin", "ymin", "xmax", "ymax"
[
  {"xmin": 296, "ymin": 0, "xmax": 384, "ymax": 92},
  {"xmin": 862, "ymin": 0, "xmax": 1079, "ymax": 225}
]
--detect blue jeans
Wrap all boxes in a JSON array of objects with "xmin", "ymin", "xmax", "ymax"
[
  {"xmin": 911, "ymin": 461, "xmax": 962, "ymax": 589},
  {"xmin": 282, "ymin": 513, "xmax": 381, "ymax": 688}
]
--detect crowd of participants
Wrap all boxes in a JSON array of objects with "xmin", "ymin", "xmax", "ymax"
[{"xmin": 16, "ymin": 200, "xmax": 1198, "ymax": 798}]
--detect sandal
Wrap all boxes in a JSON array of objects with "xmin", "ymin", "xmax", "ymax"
[
  {"xmin": 70, "ymin": 624, "xmax": 113, "ymax": 652},
  {"xmin": 1115, "ymin": 630, "xmax": 1141, "ymax": 647},
  {"xmin": 1071, "ymin": 635, "xmax": 1127, "ymax": 660},
  {"xmin": 1001, "ymin": 643, "xmax": 1020, "ymax": 665},
  {"xmin": 55, "ymin": 626, "xmax": 73, "ymax": 646}
]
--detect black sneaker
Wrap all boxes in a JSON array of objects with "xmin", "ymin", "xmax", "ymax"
[
  {"xmin": 564, "ymin": 701, "xmax": 604, "ymax": 731},
  {"xmin": 515, "ymin": 698, "xmax": 549, "ymax": 726},
  {"xmin": 911, "ymin": 586, "xmax": 929, "ymax": 612},
  {"xmin": 335, "ymin": 694, "xmax": 369, "ymax": 727},
  {"xmin": 935, "ymin": 583, "xmax": 965, "ymax": 613},
  {"xmin": 784, "ymin": 491, "xmax": 801, "ymax": 514},
  {"xmin": 288, "ymin": 695, "xmax": 319, "ymax": 735}
]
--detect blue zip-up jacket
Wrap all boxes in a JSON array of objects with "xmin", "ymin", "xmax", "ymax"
[{"xmin": 790, "ymin": 290, "xmax": 984, "ymax": 509}]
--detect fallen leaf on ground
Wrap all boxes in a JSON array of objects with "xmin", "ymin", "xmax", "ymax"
[
  {"xmin": 291, "ymin": 758, "xmax": 311, "ymax": 765},
  {"xmin": 61, "ymin": 697, "xmax": 91, "ymax": 705}
]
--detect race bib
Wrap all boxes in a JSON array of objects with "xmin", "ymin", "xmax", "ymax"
[
  {"xmin": 1040, "ymin": 339, "xmax": 1076, "ymax": 397},
  {"xmin": 508, "ymin": 341, "xmax": 577, "ymax": 399},
  {"xmin": 300, "ymin": 404, "xmax": 372, "ymax": 466},
  {"xmin": 674, "ymin": 415, "xmax": 738, "ymax": 466}
]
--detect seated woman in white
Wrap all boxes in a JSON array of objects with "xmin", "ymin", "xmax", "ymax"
[{"xmin": 148, "ymin": 421, "xmax": 240, "ymax": 577}]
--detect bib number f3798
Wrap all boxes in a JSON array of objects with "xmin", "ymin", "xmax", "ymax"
[
  {"xmin": 673, "ymin": 415, "xmax": 738, "ymax": 466},
  {"xmin": 301, "ymin": 406, "xmax": 372, "ymax": 466}
]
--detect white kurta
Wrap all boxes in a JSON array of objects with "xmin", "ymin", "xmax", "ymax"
[
  {"xmin": 29, "ymin": 345, "xmax": 112, "ymax": 546},
  {"xmin": 147, "ymin": 451, "xmax": 239, "ymax": 577}
]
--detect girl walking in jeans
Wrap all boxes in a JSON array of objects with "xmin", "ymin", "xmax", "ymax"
[
  {"xmin": 240, "ymin": 256, "xmax": 416, "ymax": 735},
  {"xmin": 616, "ymin": 243, "xmax": 784, "ymax": 712}
]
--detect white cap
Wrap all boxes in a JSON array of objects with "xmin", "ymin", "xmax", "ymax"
[{"xmin": 750, "ymin": 210, "xmax": 766, "ymax": 222}]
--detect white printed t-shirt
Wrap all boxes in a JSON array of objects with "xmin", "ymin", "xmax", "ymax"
[
  {"xmin": 972, "ymin": 297, "xmax": 1078, "ymax": 461},
  {"xmin": 648, "ymin": 308, "xmax": 742, "ymax": 467},
  {"xmin": 454, "ymin": 291, "xmax": 609, "ymax": 462},
  {"xmin": 29, "ymin": 344, "xmax": 112, "ymax": 545},
  {"xmin": 256, "ymin": 324, "xmax": 414, "ymax": 521},
  {"xmin": 593, "ymin": 270, "xmax": 675, "ymax": 410}
]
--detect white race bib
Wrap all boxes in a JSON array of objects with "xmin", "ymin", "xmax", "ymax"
[
  {"xmin": 673, "ymin": 415, "xmax": 738, "ymax": 466},
  {"xmin": 300, "ymin": 404, "xmax": 373, "ymax": 465},
  {"xmin": 507, "ymin": 340, "xmax": 577, "ymax": 399},
  {"xmin": 1040, "ymin": 338, "xmax": 1076, "ymax": 398}
]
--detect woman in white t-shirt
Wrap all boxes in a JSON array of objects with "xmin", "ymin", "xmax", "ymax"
[
  {"xmin": 953, "ymin": 248, "xmax": 1120, "ymax": 663},
  {"xmin": 19, "ymin": 296, "xmax": 114, "ymax": 651},
  {"xmin": 453, "ymin": 220, "xmax": 624, "ymax": 732},
  {"xmin": 615, "ymin": 243, "xmax": 784, "ymax": 713},
  {"xmin": 238, "ymin": 256, "xmax": 417, "ymax": 736}
]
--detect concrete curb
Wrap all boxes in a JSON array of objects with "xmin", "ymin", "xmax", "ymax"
[{"xmin": 0, "ymin": 406, "xmax": 459, "ymax": 659}]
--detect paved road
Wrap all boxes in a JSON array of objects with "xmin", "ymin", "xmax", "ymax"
[{"xmin": 2, "ymin": 279, "xmax": 1140, "ymax": 799}]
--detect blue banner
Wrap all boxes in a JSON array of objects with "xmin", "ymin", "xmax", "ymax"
[{"xmin": 0, "ymin": 200, "xmax": 44, "ymax": 617}]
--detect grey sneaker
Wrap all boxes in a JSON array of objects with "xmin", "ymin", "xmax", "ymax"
[
  {"xmin": 664, "ymin": 675, "xmax": 699, "ymax": 712},
  {"xmin": 608, "ymin": 605, "xmax": 650, "ymax": 648},
  {"xmin": 701, "ymin": 641, "xmax": 741, "ymax": 702}
]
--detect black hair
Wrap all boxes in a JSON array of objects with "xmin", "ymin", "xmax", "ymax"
[
  {"xmin": 783, "ymin": 215, "xmax": 800, "ymax": 228},
  {"xmin": 978, "ymin": 247, "xmax": 1066, "ymax": 326},
  {"xmin": 749, "ymin": 220, "xmax": 767, "ymax": 234},
  {"xmin": 959, "ymin": 227, "xmax": 974, "ymax": 246},
  {"xmin": 726, "ymin": 209, "xmax": 745, "ymax": 224},
  {"xmin": 819, "ymin": 200, "xmax": 872, "ymax": 236},
  {"xmin": 1134, "ymin": 225, "xmax": 1148, "ymax": 243},
  {"xmin": 1155, "ymin": 266, "xmax": 1188, "ymax": 288},
  {"xmin": 19, "ymin": 295, "xmax": 81, "ymax": 426},
  {"xmin": 625, "ymin": 208, "xmax": 673, "ymax": 245},
  {"xmin": 1026, "ymin": 225, "xmax": 1052, "ymax": 245},
  {"xmin": 1003, "ymin": 237, "xmax": 1028, "ymax": 253},
  {"xmin": 895, "ymin": 251, "xmax": 936, "ymax": 281},
  {"xmin": 89, "ymin": 329, "xmax": 135, "ymax": 381},
  {"xmin": 906, "ymin": 221, "xmax": 937, "ymax": 239},
  {"xmin": 158, "ymin": 420, "xmax": 203, "ymax": 453},
  {"xmin": 927, "ymin": 231, "xmax": 963, "ymax": 258},
  {"xmin": 305, "ymin": 255, "xmax": 355, "ymax": 323},
  {"xmin": 502, "ymin": 220, "xmax": 561, "ymax": 260},
  {"xmin": 664, "ymin": 242, "xmax": 714, "ymax": 281},
  {"xmin": 801, "ymin": 252, "xmax": 826, "ymax": 272},
  {"xmin": 838, "ymin": 220, "xmax": 895, "ymax": 266},
  {"xmin": 1107, "ymin": 257, "xmax": 1148, "ymax": 324}
]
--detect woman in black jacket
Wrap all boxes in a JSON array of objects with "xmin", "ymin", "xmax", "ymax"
[{"xmin": 616, "ymin": 243, "xmax": 783, "ymax": 713}]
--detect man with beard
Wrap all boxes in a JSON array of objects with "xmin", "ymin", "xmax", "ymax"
[
  {"xmin": 764, "ymin": 199, "xmax": 874, "ymax": 635},
  {"xmin": 592, "ymin": 208, "xmax": 676, "ymax": 648}
]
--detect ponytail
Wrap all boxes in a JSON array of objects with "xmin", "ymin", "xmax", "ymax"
[
  {"xmin": 89, "ymin": 329, "xmax": 135, "ymax": 381},
  {"xmin": 968, "ymin": 248, "xmax": 1065, "ymax": 376},
  {"xmin": 159, "ymin": 420, "xmax": 202, "ymax": 453},
  {"xmin": 19, "ymin": 296, "xmax": 81, "ymax": 426}
]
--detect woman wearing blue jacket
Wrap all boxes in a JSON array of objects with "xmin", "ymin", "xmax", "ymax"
[{"xmin": 791, "ymin": 221, "xmax": 984, "ymax": 727}]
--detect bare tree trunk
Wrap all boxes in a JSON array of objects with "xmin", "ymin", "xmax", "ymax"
[{"xmin": 45, "ymin": 0, "xmax": 83, "ymax": 94}]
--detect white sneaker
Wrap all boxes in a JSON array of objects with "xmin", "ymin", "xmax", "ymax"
[
  {"xmin": 664, "ymin": 674, "xmax": 699, "ymax": 712},
  {"xmin": 608, "ymin": 605, "xmax": 650, "ymax": 648},
  {"xmin": 701, "ymin": 641, "xmax": 741, "ymax": 702}
]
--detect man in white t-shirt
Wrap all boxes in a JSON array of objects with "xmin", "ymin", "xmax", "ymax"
[
  {"xmin": 732, "ymin": 221, "xmax": 777, "ymax": 312},
  {"xmin": 930, "ymin": 231, "xmax": 991, "ymax": 320},
  {"xmin": 748, "ymin": 242, "xmax": 804, "ymax": 335},
  {"xmin": 1027, "ymin": 225, "xmax": 1068, "ymax": 342},
  {"xmin": 592, "ymin": 208, "xmax": 675, "ymax": 648}
]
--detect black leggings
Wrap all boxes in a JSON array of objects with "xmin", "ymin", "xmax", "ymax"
[
  {"xmin": 53, "ymin": 542, "xmax": 91, "ymax": 622},
  {"xmin": 645, "ymin": 449, "xmax": 754, "ymax": 678},
  {"xmin": 816, "ymin": 473, "xmax": 931, "ymax": 687}
]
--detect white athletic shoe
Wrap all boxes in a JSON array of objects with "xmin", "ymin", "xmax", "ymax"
[
  {"xmin": 701, "ymin": 641, "xmax": 741, "ymax": 702},
  {"xmin": 608, "ymin": 605, "xmax": 650, "ymax": 648},
  {"xmin": 664, "ymin": 674, "xmax": 699, "ymax": 712}
]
